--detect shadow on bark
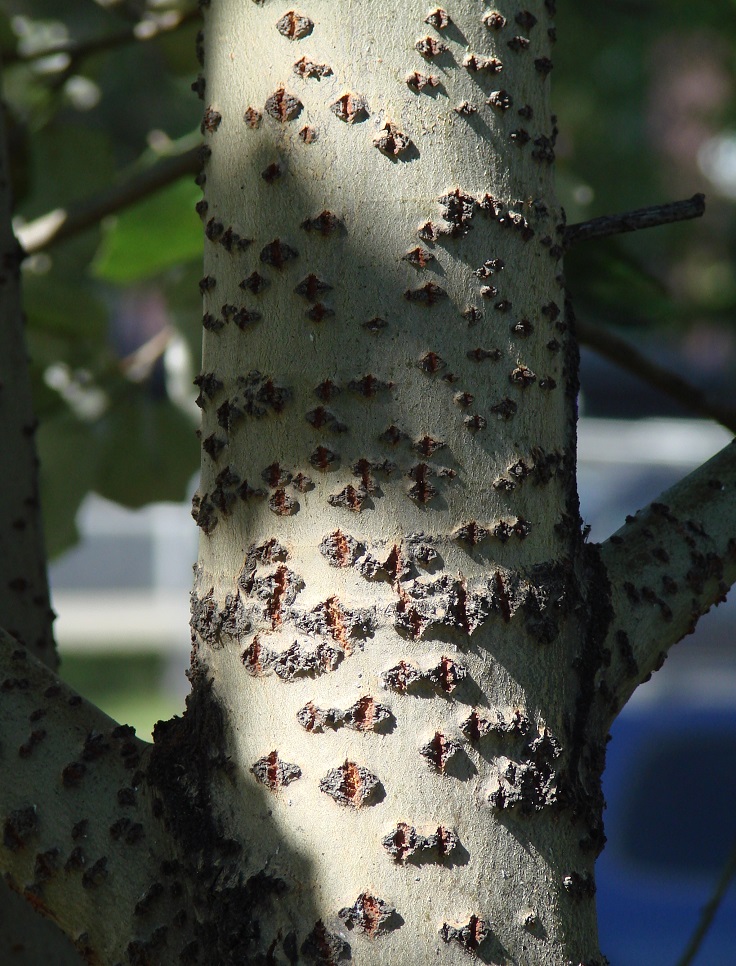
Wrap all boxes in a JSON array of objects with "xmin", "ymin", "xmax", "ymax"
[
  {"xmin": 0, "ymin": 881, "xmax": 82, "ymax": 965},
  {"xmin": 147, "ymin": 662, "xmax": 326, "ymax": 964}
]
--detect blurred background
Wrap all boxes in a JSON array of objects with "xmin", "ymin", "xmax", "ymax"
[{"xmin": 2, "ymin": 0, "xmax": 736, "ymax": 962}]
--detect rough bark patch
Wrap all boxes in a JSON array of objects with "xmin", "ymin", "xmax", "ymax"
[
  {"xmin": 264, "ymin": 87, "xmax": 303, "ymax": 122},
  {"xmin": 381, "ymin": 657, "xmax": 467, "ymax": 694},
  {"xmin": 425, "ymin": 9, "xmax": 451, "ymax": 29},
  {"xmin": 463, "ymin": 53, "xmax": 503, "ymax": 73},
  {"xmin": 420, "ymin": 733, "xmax": 462, "ymax": 773},
  {"xmin": 415, "ymin": 37, "xmax": 448, "ymax": 58},
  {"xmin": 260, "ymin": 238, "xmax": 299, "ymax": 267},
  {"xmin": 301, "ymin": 919, "xmax": 350, "ymax": 963},
  {"xmin": 276, "ymin": 11, "xmax": 314, "ymax": 39},
  {"xmin": 486, "ymin": 730, "xmax": 561, "ymax": 814},
  {"xmin": 251, "ymin": 751, "xmax": 302, "ymax": 790},
  {"xmin": 241, "ymin": 636, "xmax": 344, "ymax": 681},
  {"xmin": 319, "ymin": 762, "xmax": 382, "ymax": 808},
  {"xmin": 297, "ymin": 696, "xmax": 392, "ymax": 733},
  {"xmin": 453, "ymin": 521, "xmax": 490, "ymax": 546},
  {"xmin": 330, "ymin": 93, "xmax": 367, "ymax": 123},
  {"xmin": 382, "ymin": 823, "xmax": 459, "ymax": 863},
  {"xmin": 440, "ymin": 915, "xmax": 489, "ymax": 952},
  {"xmin": 406, "ymin": 70, "xmax": 440, "ymax": 91},
  {"xmin": 373, "ymin": 123, "xmax": 412, "ymax": 157},
  {"xmin": 302, "ymin": 210, "xmax": 343, "ymax": 236},
  {"xmin": 338, "ymin": 892, "xmax": 401, "ymax": 936},
  {"xmin": 293, "ymin": 56, "xmax": 333, "ymax": 79},
  {"xmin": 460, "ymin": 708, "xmax": 531, "ymax": 743},
  {"xmin": 406, "ymin": 283, "xmax": 447, "ymax": 306},
  {"xmin": 3, "ymin": 805, "xmax": 38, "ymax": 851}
]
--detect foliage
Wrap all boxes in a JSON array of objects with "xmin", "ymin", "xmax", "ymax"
[
  {"xmin": 2, "ymin": 0, "xmax": 202, "ymax": 553},
  {"xmin": 556, "ymin": 0, "xmax": 736, "ymax": 329}
]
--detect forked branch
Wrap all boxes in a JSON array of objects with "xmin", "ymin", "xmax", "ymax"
[{"xmin": 0, "ymin": 631, "xmax": 182, "ymax": 963}]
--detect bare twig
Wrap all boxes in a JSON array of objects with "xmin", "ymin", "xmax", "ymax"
[
  {"xmin": 3, "ymin": 9, "xmax": 199, "ymax": 67},
  {"xmin": 16, "ymin": 145, "xmax": 200, "ymax": 254},
  {"xmin": 577, "ymin": 318, "xmax": 736, "ymax": 435},
  {"xmin": 120, "ymin": 326, "xmax": 174, "ymax": 382},
  {"xmin": 564, "ymin": 194, "xmax": 705, "ymax": 249},
  {"xmin": 675, "ymin": 836, "xmax": 736, "ymax": 966}
]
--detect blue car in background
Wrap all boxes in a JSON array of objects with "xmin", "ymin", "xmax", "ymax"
[
  {"xmin": 578, "ymin": 418, "xmax": 736, "ymax": 965},
  {"xmin": 598, "ymin": 706, "xmax": 736, "ymax": 965}
]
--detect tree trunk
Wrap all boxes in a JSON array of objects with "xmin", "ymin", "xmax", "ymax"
[
  {"xmin": 189, "ymin": 2, "xmax": 597, "ymax": 961},
  {"xmin": 3, "ymin": 3, "xmax": 736, "ymax": 964},
  {"xmin": 0, "ymin": 63, "xmax": 86, "ymax": 966}
]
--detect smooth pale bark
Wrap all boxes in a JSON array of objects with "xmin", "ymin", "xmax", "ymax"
[{"xmin": 191, "ymin": 3, "xmax": 598, "ymax": 963}]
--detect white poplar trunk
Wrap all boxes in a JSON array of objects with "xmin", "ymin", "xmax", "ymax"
[{"xmin": 191, "ymin": 3, "xmax": 599, "ymax": 962}]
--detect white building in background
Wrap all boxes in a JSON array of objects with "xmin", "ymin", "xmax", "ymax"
[{"xmin": 50, "ymin": 495, "xmax": 196, "ymax": 657}]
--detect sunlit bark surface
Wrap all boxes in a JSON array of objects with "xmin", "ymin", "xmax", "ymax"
[{"xmin": 191, "ymin": 3, "xmax": 603, "ymax": 962}]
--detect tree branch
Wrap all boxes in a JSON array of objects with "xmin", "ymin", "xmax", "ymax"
[
  {"xmin": 564, "ymin": 194, "xmax": 705, "ymax": 249},
  {"xmin": 16, "ymin": 146, "xmax": 200, "ymax": 255},
  {"xmin": 598, "ymin": 439, "xmax": 736, "ymax": 716},
  {"xmin": 0, "ymin": 74, "xmax": 56, "ymax": 666},
  {"xmin": 0, "ymin": 630, "xmax": 186, "ymax": 963},
  {"xmin": 675, "ymin": 834, "xmax": 736, "ymax": 966},
  {"xmin": 3, "ymin": 9, "xmax": 199, "ymax": 68},
  {"xmin": 577, "ymin": 318, "xmax": 736, "ymax": 434}
]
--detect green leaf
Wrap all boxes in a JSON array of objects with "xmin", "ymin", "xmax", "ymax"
[
  {"xmin": 93, "ymin": 392, "xmax": 197, "ymax": 507},
  {"xmin": 23, "ymin": 122, "xmax": 115, "ymax": 219},
  {"xmin": 92, "ymin": 177, "xmax": 202, "ymax": 284},
  {"xmin": 37, "ymin": 412, "xmax": 98, "ymax": 558},
  {"xmin": 23, "ymin": 270, "xmax": 107, "ymax": 342}
]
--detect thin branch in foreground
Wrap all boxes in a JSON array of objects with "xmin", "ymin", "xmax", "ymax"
[
  {"xmin": 576, "ymin": 317, "xmax": 736, "ymax": 435},
  {"xmin": 676, "ymin": 836, "xmax": 736, "ymax": 966},
  {"xmin": 564, "ymin": 194, "xmax": 705, "ymax": 249},
  {"xmin": 3, "ymin": 9, "xmax": 199, "ymax": 67},
  {"xmin": 16, "ymin": 146, "xmax": 200, "ymax": 254}
]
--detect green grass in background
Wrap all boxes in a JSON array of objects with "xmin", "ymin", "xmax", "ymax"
[{"xmin": 59, "ymin": 651, "xmax": 186, "ymax": 740}]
